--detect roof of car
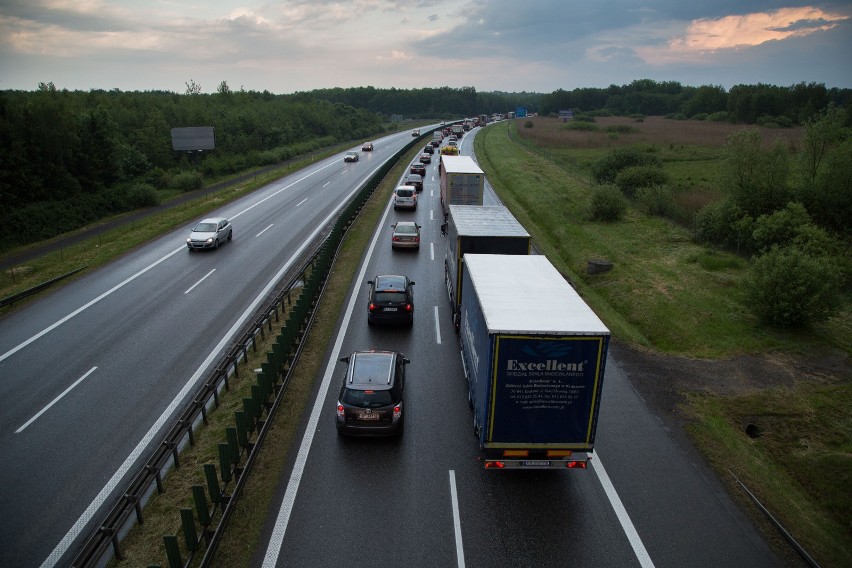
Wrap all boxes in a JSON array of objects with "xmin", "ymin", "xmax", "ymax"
[{"xmin": 346, "ymin": 351, "xmax": 397, "ymax": 388}]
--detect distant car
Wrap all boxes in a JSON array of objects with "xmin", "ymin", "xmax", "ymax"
[
  {"xmin": 430, "ymin": 139, "xmax": 440, "ymax": 148},
  {"xmin": 336, "ymin": 350, "xmax": 409, "ymax": 436},
  {"xmin": 367, "ymin": 274, "xmax": 415, "ymax": 326},
  {"xmin": 361, "ymin": 142, "xmax": 374, "ymax": 151},
  {"xmin": 419, "ymin": 153, "xmax": 432, "ymax": 164},
  {"xmin": 393, "ymin": 186, "xmax": 417, "ymax": 210},
  {"xmin": 411, "ymin": 129, "xmax": 420, "ymax": 137},
  {"xmin": 404, "ymin": 173, "xmax": 423, "ymax": 192},
  {"xmin": 423, "ymin": 144, "xmax": 434, "ymax": 154},
  {"xmin": 187, "ymin": 217, "xmax": 232, "ymax": 251},
  {"xmin": 344, "ymin": 151, "xmax": 359, "ymax": 162},
  {"xmin": 447, "ymin": 140, "xmax": 458, "ymax": 147},
  {"xmin": 409, "ymin": 163, "xmax": 426, "ymax": 177},
  {"xmin": 391, "ymin": 221, "xmax": 421, "ymax": 249}
]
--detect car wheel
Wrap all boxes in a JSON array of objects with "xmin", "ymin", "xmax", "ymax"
[
  {"xmin": 213, "ymin": 239, "xmax": 219, "ymax": 249},
  {"xmin": 227, "ymin": 230, "xmax": 232, "ymax": 241}
]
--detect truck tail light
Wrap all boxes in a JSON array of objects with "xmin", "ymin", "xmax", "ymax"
[
  {"xmin": 484, "ymin": 461, "xmax": 505, "ymax": 469},
  {"xmin": 565, "ymin": 460, "xmax": 588, "ymax": 469}
]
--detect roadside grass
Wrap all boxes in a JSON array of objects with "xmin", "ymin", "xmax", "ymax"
[
  {"xmin": 477, "ymin": 120, "xmax": 851, "ymax": 566},
  {"xmin": 686, "ymin": 382, "xmax": 852, "ymax": 568},
  {"xmin": 107, "ymin": 143, "xmax": 415, "ymax": 567}
]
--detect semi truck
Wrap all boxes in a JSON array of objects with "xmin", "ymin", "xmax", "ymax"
[
  {"xmin": 458, "ymin": 254, "xmax": 610, "ymax": 469},
  {"xmin": 451, "ymin": 124, "xmax": 465, "ymax": 138},
  {"xmin": 439, "ymin": 156, "xmax": 484, "ymax": 215},
  {"xmin": 444, "ymin": 205, "xmax": 531, "ymax": 328}
]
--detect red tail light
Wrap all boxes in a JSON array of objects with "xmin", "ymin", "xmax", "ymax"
[
  {"xmin": 484, "ymin": 461, "xmax": 506, "ymax": 469},
  {"xmin": 393, "ymin": 404, "xmax": 402, "ymax": 417},
  {"xmin": 405, "ymin": 304, "xmax": 413, "ymax": 312},
  {"xmin": 565, "ymin": 460, "xmax": 588, "ymax": 469},
  {"xmin": 368, "ymin": 303, "xmax": 376, "ymax": 312},
  {"xmin": 336, "ymin": 404, "xmax": 345, "ymax": 418}
]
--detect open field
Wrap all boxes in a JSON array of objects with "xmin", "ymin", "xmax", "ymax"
[{"xmin": 475, "ymin": 119, "xmax": 850, "ymax": 567}]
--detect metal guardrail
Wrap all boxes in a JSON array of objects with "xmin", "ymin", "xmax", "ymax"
[
  {"xmin": 68, "ymin": 133, "xmax": 427, "ymax": 568},
  {"xmin": 0, "ymin": 266, "xmax": 87, "ymax": 308}
]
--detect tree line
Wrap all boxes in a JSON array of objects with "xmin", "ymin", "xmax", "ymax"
[{"xmin": 1, "ymin": 79, "xmax": 848, "ymax": 251}]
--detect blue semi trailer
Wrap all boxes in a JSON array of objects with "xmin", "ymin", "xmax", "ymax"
[{"xmin": 458, "ymin": 254, "xmax": 610, "ymax": 469}]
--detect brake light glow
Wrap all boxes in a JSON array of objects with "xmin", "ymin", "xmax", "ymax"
[
  {"xmin": 368, "ymin": 303, "xmax": 376, "ymax": 312},
  {"xmin": 393, "ymin": 404, "xmax": 401, "ymax": 417},
  {"xmin": 565, "ymin": 460, "xmax": 588, "ymax": 469},
  {"xmin": 484, "ymin": 461, "xmax": 506, "ymax": 469},
  {"xmin": 405, "ymin": 304, "xmax": 413, "ymax": 312},
  {"xmin": 336, "ymin": 404, "xmax": 344, "ymax": 418}
]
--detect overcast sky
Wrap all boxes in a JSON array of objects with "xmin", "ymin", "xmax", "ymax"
[{"xmin": 1, "ymin": 0, "xmax": 850, "ymax": 94}]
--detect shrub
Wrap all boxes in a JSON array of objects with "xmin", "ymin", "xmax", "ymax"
[
  {"xmin": 636, "ymin": 185, "xmax": 678, "ymax": 217},
  {"xmin": 694, "ymin": 199, "xmax": 756, "ymax": 253},
  {"xmin": 707, "ymin": 111, "xmax": 730, "ymax": 122},
  {"xmin": 615, "ymin": 165, "xmax": 670, "ymax": 198},
  {"xmin": 745, "ymin": 246, "xmax": 843, "ymax": 327},
  {"xmin": 123, "ymin": 183, "xmax": 161, "ymax": 208},
  {"xmin": 524, "ymin": 120, "xmax": 534, "ymax": 128},
  {"xmin": 170, "ymin": 170, "xmax": 204, "ymax": 192},
  {"xmin": 592, "ymin": 147, "xmax": 663, "ymax": 184},
  {"xmin": 566, "ymin": 121, "xmax": 599, "ymax": 131},
  {"xmin": 690, "ymin": 113, "xmax": 709, "ymax": 121},
  {"xmin": 573, "ymin": 114, "xmax": 597, "ymax": 123},
  {"xmin": 606, "ymin": 125, "xmax": 640, "ymax": 134},
  {"xmin": 751, "ymin": 202, "xmax": 812, "ymax": 252},
  {"xmin": 589, "ymin": 185, "xmax": 628, "ymax": 221}
]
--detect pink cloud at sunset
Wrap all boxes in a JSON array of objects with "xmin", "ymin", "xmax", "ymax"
[{"xmin": 669, "ymin": 6, "xmax": 849, "ymax": 52}]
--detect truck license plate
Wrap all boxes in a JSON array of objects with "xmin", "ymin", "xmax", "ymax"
[{"xmin": 523, "ymin": 460, "xmax": 551, "ymax": 467}]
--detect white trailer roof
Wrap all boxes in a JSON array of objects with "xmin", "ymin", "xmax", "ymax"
[
  {"xmin": 464, "ymin": 254, "xmax": 610, "ymax": 335},
  {"xmin": 441, "ymin": 155, "xmax": 484, "ymax": 175},
  {"xmin": 449, "ymin": 205, "xmax": 530, "ymax": 238}
]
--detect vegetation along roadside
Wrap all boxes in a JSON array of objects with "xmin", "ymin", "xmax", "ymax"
[{"xmin": 475, "ymin": 117, "xmax": 850, "ymax": 567}]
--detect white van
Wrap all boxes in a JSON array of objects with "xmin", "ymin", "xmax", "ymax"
[{"xmin": 393, "ymin": 186, "xmax": 418, "ymax": 210}]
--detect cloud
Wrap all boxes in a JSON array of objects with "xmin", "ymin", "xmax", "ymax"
[{"xmin": 669, "ymin": 6, "xmax": 849, "ymax": 52}]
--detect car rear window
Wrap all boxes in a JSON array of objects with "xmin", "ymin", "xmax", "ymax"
[
  {"xmin": 342, "ymin": 388, "xmax": 394, "ymax": 408},
  {"xmin": 395, "ymin": 224, "xmax": 417, "ymax": 234},
  {"xmin": 396, "ymin": 189, "xmax": 413, "ymax": 197},
  {"xmin": 376, "ymin": 291, "xmax": 406, "ymax": 302}
]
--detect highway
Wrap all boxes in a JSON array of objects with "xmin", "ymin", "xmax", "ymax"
[
  {"xmin": 0, "ymin": 130, "xmax": 417, "ymax": 568},
  {"xmin": 254, "ymin": 130, "xmax": 782, "ymax": 568},
  {"xmin": 0, "ymin": 126, "xmax": 782, "ymax": 568}
]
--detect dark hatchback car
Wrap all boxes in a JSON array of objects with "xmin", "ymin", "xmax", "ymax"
[
  {"xmin": 409, "ymin": 162, "xmax": 426, "ymax": 177},
  {"xmin": 404, "ymin": 173, "xmax": 423, "ymax": 192},
  {"xmin": 336, "ymin": 350, "xmax": 409, "ymax": 437},
  {"xmin": 367, "ymin": 274, "xmax": 415, "ymax": 326}
]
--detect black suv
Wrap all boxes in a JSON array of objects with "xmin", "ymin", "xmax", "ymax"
[
  {"xmin": 367, "ymin": 275, "xmax": 414, "ymax": 326},
  {"xmin": 336, "ymin": 351, "xmax": 409, "ymax": 436}
]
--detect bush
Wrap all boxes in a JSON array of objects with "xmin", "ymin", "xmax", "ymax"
[
  {"xmin": 592, "ymin": 147, "xmax": 663, "ymax": 184},
  {"xmin": 751, "ymin": 202, "xmax": 812, "ymax": 252},
  {"xmin": 694, "ymin": 199, "xmax": 756, "ymax": 253},
  {"xmin": 123, "ymin": 183, "xmax": 161, "ymax": 208},
  {"xmin": 615, "ymin": 165, "xmax": 670, "ymax": 197},
  {"xmin": 745, "ymin": 246, "xmax": 843, "ymax": 327},
  {"xmin": 524, "ymin": 120, "xmax": 534, "ymax": 128},
  {"xmin": 589, "ymin": 185, "xmax": 628, "ymax": 221},
  {"xmin": 171, "ymin": 170, "xmax": 204, "ymax": 192},
  {"xmin": 690, "ymin": 113, "xmax": 709, "ymax": 121},
  {"xmin": 606, "ymin": 125, "xmax": 640, "ymax": 134},
  {"xmin": 573, "ymin": 114, "xmax": 597, "ymax": 123},
  {"xmin": 636, "ymin": 185, "xmax": 678, "ymax": 217},
  {"xmin": 566, "ymin": 121, "xmax": 598, "ymax": 131},
  {"xmin": 707, "ymin": 111, "xmax": 730, "ymax": 122}
]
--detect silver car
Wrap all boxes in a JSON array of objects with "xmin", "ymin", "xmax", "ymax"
[
  {"xmin": 187, "ymin": 217, "xmax": 232, "ymax": 250},
  {"xmin": 391, "ymin": 221, "xmax": 421, "ymax": 250},
  {"xmin": 393, "ymin": 186, "xmax": 418, "ymax": 210}
]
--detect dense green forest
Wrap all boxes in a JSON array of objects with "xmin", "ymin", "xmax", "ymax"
[{"xmin": 1, "ymin": 79, "xmax": 848, "ymax": 250}]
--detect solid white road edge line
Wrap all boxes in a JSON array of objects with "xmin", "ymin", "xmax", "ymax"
[
  {"xmin": 37, "ymin": 158, "xmax": 387, "ymax": 568},
  {"xmin": 261, "ymin": 189, "xmax": 394, "ymax": 568},
  {"xmin": 592, "ymin": 454, "xmax": 656, "ymax": 568},
  {"xmin": 449, "ymin": 470, "xmax": 466, "ymax": 568},
  {"xmin": 16, "ymin": 367, "xmax": 97, "ymax": 433}
]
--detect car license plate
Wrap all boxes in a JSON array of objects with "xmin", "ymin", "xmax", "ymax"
[
  {"xmin": 384, "ymin": 307, "xmax": 398, "ymax": 312},
  {"xmin": 358, "ymin": 413, "xmax": 380, "ymax": 421},
  {"xmin": 522, "ymin": 460, "xmax": 551, "ymax": 467}
]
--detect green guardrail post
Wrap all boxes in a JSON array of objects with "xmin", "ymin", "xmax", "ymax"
[
  {"xmin": 218, "ymin": 443, "xmax": 232, "ymax": 483},
  {"xmin": 235, "ymin": 411, "xmax": 249, "ymax": 449},
  {"xmin": 180, "ymin": 508, "xmax": 199, "ymax": 552},
  {"xmin": 242, "ymin": 398, "xmax": 255, "ymax": 432},
  {"xmin": 251, "ymin": 384, "xmax": 264, "ymax": 417},
  {"xmin": 163, "ymin": 535, "xmax": 182, "ymax": 568},
  {"xmin": 192, "ymin": 484, "xmax": 211, "ymax": 527},
  {"xmin": 204, "ymin": 463, "xmax": 222, "ymax": 504}
]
